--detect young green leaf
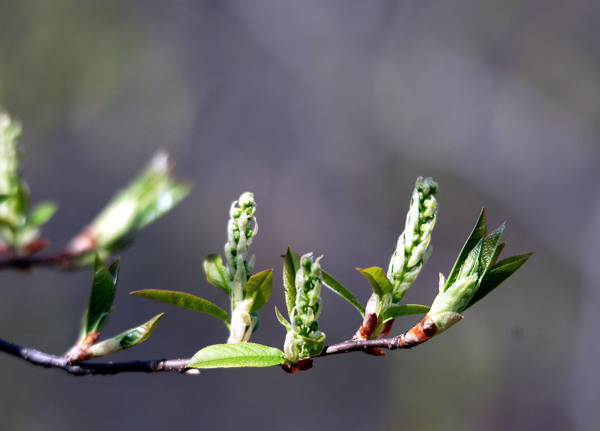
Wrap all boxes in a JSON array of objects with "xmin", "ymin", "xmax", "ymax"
[
  {"xmin": 131, "ymin": 289, "xmax": 230, "ymax": 328},
  {"xmin": 479, "ymin": 223, "xmax": 505, "ymax": 274},
  {"xmin": 380, "ymin": 304, "xmax": 431, "ymax": 324},
  {"xmin": 322, "ymin": 270, "xmax": 365, "ymax": 317},
  {"xmin": 203, "ymin": 254, "xmax": 230, "ymax": 294},
  {"xmin": 87, "ymin": 313, "xmax": 164, "ymax": 358},
  {"xmin": 283, "ymin": 248, "xmax": 301, "ymax": 317},
  {"xmin": 446, "ymin": 208, "xmax": 488, "ymax": 288},
  {"xmin": 188, "ymin": 343, "xmax": 285, "ymax": 368},
  {"xmin": 84, "ymin": 256, "xmax": 120, "ymax": 337},
  {"xmin": 465, "ymin": 252, "xmax": 533, "ymax": 310},
  {"xmin": 245, "ymin": 269, "xmax": 273, "ymax": 313},
  {"xmin": 357, "ymin": 267, "xmax": 393, "ymax": 297}
]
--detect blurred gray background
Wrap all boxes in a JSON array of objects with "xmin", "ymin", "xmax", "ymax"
[{"xmin": 0, "ymin": 1, "xmax": 598, "ymax": 430}]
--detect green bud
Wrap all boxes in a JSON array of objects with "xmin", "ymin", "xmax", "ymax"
[
  {"xmin": 283, "ymin": 253, "xmax": 326, "ymax": 363},
  {"xmin": 0, "ymin": 112, "xmax": 57, "ymax": 256},
  {"xmin": 388, "ymin": 177, "xmax": 438, "ymax": 303},
  {"xmin": 225, "ymin": 192, "xmax": 257, "ymax": 306},
  {"xmin": 427, "ymin": 208, "xmax": 531, "ymax": 334}
]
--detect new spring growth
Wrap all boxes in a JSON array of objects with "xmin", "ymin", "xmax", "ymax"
[
  {"xmin": 388, "ymin": 176, "xmax": 438, "ymax": 302},
  {"xmin": 66, "ymin": 152, "xmax": 191, "ymax": 260},
  {"xmin": 427, "ymin": 215, "xmax": 502, "ymax": 335},
  {"xmin": 0, "ymin": 112, "xmax": 56, "ymax": 257},
  {"xmin": 0, "ymin": 113, "xmax": 26, "ymax": 245},
  {"xmin": 283, "ymin": 253, "xmax": 326, "ymax": 364},
  {"xmin": 407, "ymin": 209, "xmax": 532, "ymax": 344},
  {"xmin": 356, "ymin": 177, "xmax": 437, "ymax": 340},
  {"xmin": 226, "ymin": 192, "xmax": 259, "ymax": 343}
]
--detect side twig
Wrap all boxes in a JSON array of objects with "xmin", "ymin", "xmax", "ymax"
[
  {"xmin": 0, "ymin": 337, "xmax": 192, "ymax": 376},
  {"xmin": 1, "ymin": 327, "xmax": 429, "ymax": 376},
  {"xmin": 0, "ymin": 252, "xmax": 79, "ymax": 270}
]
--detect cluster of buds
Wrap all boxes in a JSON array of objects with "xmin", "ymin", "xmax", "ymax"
[
  {"xmin": 399, "ymin": 209, "xmax": 532, "ymax": 347},
  {"xmin": 0, "ymin": 112, "xmax": 56, "ymax": 257},
  {"xmin": 426, "ymin": 215, "xmax": 502, "ymax": 335},
  {"xmin": 283, "ymin": 253, "xmax": 326, "ymax": 366},
  {"xmin": 355, "ymin": 177, "xmax": 438, "ymax": 340},
  {"xmin": 225, "ymin": 192, "xmax": 259, "ymax": 343},
  {"xmin": 388, "ymin": 177, "xmax": 438, "ymax": 302}
]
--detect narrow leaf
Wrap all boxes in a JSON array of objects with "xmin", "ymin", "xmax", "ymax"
[
  {"xmin": 322, "ymin": 270, "xmax": 365, "ymax": 317},
  {"xmin": 465, "ymin": 252, "xmax": 533, "ymax": 310},
  {"xmin": 491, "ymin": 242, "xmax": 507, "ymax": 267},
  {"xmin": 275, "ymin": 306, "xmax": 291, "ymax": 330},
  {"xmin": 133, "ymin": 181, "xmax": 191, "ymax": 232},
  {"xmin": 245, "ymin": 269, "xmax": 273, "ymax": 313},
  {"xmin": 131, "ymin": 289, "xmax": 229, "ymax": 328},
  {"xmin": 115, "ymin": 313, "xmax": 164, "ymax": 349},
  {"xmin": 188, "ymin": 343, "xmax": 285, "ymax": 368},
  {"xmin": 447, "ymin": 208, "xmax": 487, "ymax": 287},
  {"xmin": 479, "ymin": 223, "xmax": 505, "ymax": 274},
  {"xmin": 381, "ymin": 304, "xmax": 431, "ymax": 324},
  {"xmin": 283, "ymin": 248, "xmax": 301, "ymax": 318},
  {"xmin": 87, "ymin": 313, "xmax": 164, "ymax": 359},
  {"xmin": 203, "ymin": 254, "xmax": 230, "ymax": 294},
  {"xmin": 357, "ymin": 267, "xmax": 393, "ymax": 296},
  {"xmin": 85, "ymin": 256, "xmax": 119, "ymax": 336}
]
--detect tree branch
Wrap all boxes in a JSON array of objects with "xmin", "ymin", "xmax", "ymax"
[
  {"xmin": 0, "ymin": 252, "xmax": 79, "ymax": 270},
  {"xmin": 1, "ymin": 326, "xmax": 430, "ymax": 376},
  {"xmin": 0, "ymin": 337, "xmax": 193, "ymax": 376}
]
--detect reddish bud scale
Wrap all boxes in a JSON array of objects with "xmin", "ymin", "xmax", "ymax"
[
  {"xmin": 398, "ymin": 315, "xmax": 437, "ymax": 348},
  {"xmin": 281, "ymin": 358, "xmax": 314, "ymax": 373},
  {"xmin": 354, "ymin": 312, "xmax": 378, "ymax": 340},
  {"xmin": 64, "ymin": 332, "xmax": 101, "ymax": 363}
]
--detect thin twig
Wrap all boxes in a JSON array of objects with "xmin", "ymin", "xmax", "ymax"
[
  {"xmin": 1, "ymin": 330, "xmax": 428, "ymax": 376},
  {"xmin": 0, "ymin": 337, "xmax": 192, "ymax": 376},
  {"xmin": 0, "ymin": 252, "xmax": 78, "ymax": 270},
  {"xmin": 317, "ymin": 331, "xmax": 428, "ymax": 357}
]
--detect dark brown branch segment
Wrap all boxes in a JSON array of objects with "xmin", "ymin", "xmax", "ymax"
[{"xmin": 0, "ymin": 337, "xmax": 192, "ymax": 376}]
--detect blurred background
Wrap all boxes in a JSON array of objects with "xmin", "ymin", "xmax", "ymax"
[{"xmin": 0, "ymin": 1, "xmax": 598, "ymax": 430}]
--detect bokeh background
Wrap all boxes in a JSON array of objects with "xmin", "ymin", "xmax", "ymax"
[{"xmin": 1, "ymin": 1, "xmax": 598, "ymax": 430}]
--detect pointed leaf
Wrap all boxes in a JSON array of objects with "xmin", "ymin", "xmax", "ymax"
[
  {"xmin": 275, "ymin": 306, "xmax": 291, "ymax": 330},
  {"xmin": 357, "ymin": 266, "xmax": 393, "ymax": 296},
  {"xmin": 203, "ymin": 254, "xmax": 230, "ymax": 294},
  {"xmin": 465, "ymin": 252, "xmax": 533, "ymax": 310},
  {"xmin": 188, "ymin": 343, "xmax": 285, "ymax": 368},
  {"xmin": 87, "ymin": 313, "xmax": 164, "ymax": 358},
  {"xmin": 447, "ymin": 208, "xmax": 487, "ymax": 288},
  {"xmin": 491, "ymin": 242, "xmax": 507, "ymax": 267},
  {"xmin": 322, "ymin": 270, "xmax": 365, "ymax": 317},
  {"xmin": 117, "ymin": 312, "xmax": 164, "ymax": 349},
  {"xmin": 283, "ymin": 248, "xmax": 301, "ymax": 318},
  {"xmin": 131, "ymin": 289, "xmax": 230, "ymax": 328},
  {"xmin": 84, "ymin": 256, "xmax": 119, "ymax": 336},
  {"xmin": 381, "ymin": 304, "xmax": 431, "ymax": 324},
  {"xmin": 245, "ymin": 269, "xmax": 273, "ymax": 313}
]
